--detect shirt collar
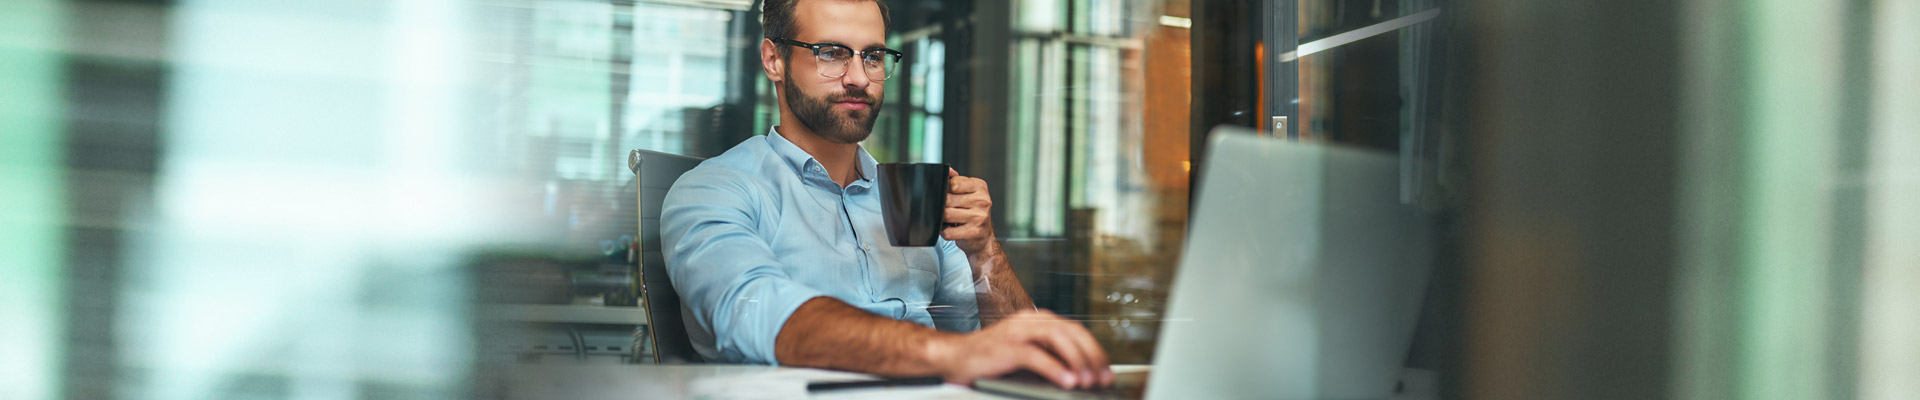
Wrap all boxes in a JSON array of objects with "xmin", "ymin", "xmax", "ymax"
[{"xmin": 766, "ymin": 126, "xmax": 879, "ymax": 188}]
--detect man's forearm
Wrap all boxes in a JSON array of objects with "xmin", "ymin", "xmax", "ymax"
[
  {"xmin": 774, "ymin": 296, "xmax": 958, "ymax": 375},
  {"xmin": 969, "ymin": 240, "xmax": 1035, "ymax": 325}
]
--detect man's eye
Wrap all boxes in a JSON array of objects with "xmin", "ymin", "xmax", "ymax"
[{"xmin": 819, "ymin": 47, "xmax": 851, "ymax": 59}]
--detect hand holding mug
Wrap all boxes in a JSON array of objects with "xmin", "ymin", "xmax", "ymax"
[{"xmin": 941, "ymin": 168, "xmax": 996, "ymax": 256}]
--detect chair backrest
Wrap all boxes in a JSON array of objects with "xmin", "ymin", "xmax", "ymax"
[{"xmin": 629, "ymin": 149, "xmax": 707, "ymax": 364}]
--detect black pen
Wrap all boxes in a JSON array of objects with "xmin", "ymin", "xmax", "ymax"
[{"xmin": 805, "ymin": 376, "xmax": 946, "ymax": 392}]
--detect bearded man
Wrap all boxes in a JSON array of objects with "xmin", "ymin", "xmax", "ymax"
[{"xmin": 657, "ymin": 0, "xmax": 1113, "ymax": 390}]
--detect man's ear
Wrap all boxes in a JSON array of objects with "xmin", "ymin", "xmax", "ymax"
[{"xmin": 760, "ymin": 38, "xmax": 783, "ymax": 84}]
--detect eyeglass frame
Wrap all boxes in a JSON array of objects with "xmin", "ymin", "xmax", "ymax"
[{"xmin": 769, "ymin": 37, "xmax": 905, "ymax": 81}]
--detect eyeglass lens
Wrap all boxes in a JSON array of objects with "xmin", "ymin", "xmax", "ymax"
[{"xmin": 811, "ymin": 45, "xmax": 897, "ymax": 81}]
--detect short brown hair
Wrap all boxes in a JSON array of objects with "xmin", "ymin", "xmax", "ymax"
[{"xmin": 761, "ymin": 0, "xmax": 892, "ymax": 59}]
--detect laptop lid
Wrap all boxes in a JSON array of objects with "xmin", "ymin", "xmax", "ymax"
[{"xmin": 1145, "ymin": 126, "xmax": 1433, "ymax": 399}]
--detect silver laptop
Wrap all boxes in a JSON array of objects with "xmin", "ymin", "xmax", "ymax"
[{"xmin": 979, "ymin": 126, "xmax": 1433, "ymax": 399}]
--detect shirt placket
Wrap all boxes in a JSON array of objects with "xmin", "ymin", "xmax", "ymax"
[
  {"xmin": 808, "ymin": 162, "xmax": 874, "ymax": 300},
  {"xmin": 843, "ymin": 194, "xmax": 874, "ymax": 294},
  {"xmin": 844, "ymin": 187, "xmax": 904, "ymax": 319}
]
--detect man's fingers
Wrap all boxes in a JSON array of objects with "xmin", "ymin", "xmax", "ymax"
[
  {"xmin": 1061, "ymin": 324, "xmax": 1114, "ymax": 385},
  {"xmin": 948, "ymin": 176, "xmax": 987, "ymax": 195},
  {"xmin": 1053, "ymin": 320, "xmax": 1109, "ymax": 368},
  {"xmin": 944, "ymin": 207, "xmax": 989, "ymax": 224},
  {"xmin": 1018, "ymin": 347, "xmax": 1080, "ymax": 389},
  {"xmin": 942, "ymin": 225, "xmax": 980, "ymax": 241},
  {"xmin": 1032, "ymin": 329, "xmax": 1092, "ymax": 382},
  {"xmin": 946, "ymin": 194, "xmax": 990, "ymax": 209},
  {"xmin": 943, "ymin": 208, "xmax": 981, "ymax": 224},
  {"xmin": 1018, "ymin": 314, "xmax": 1110, "ymax": 387}
]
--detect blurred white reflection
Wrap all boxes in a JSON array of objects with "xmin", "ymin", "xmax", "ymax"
[{"xmin": 1862, "ymin": 1, "xmax": 1920, "ymax": 397}]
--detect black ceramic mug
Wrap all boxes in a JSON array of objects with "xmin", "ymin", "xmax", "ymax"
[{"xmin": 877, "ymin": 163, "xmax": 950, "ymax": 247}]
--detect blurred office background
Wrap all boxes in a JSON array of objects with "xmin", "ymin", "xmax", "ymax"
[{"xmin": 2, "ymin": 0, "xmax": 1916, "ymax": 399}]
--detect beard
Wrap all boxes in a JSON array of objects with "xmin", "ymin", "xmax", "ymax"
[{"xmin": 783, "ymin": 67, "xmax": 882, "ymax": 144}]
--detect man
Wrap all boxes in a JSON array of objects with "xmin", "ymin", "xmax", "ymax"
[{"xmin": 658, "ymin": 0, "xmax": 1113, "ymax": 390}]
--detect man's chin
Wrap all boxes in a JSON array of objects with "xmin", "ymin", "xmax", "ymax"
[
  {"xmin": 819, "ymin": 113, "xmax": 871, "ymax": 142},
  {"xmin": 831, "ymin": 128, "xmax": 872, "ymax": 143},
  {"xmin": 839, "ymin": 108, "xmax": 869, "ymax": 120}
]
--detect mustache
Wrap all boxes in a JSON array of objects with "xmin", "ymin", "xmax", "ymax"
[{"xmin": 826, "ymin": 91, "xmax": 875, "ymax": 103}]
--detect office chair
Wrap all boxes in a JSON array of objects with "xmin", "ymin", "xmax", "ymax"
[{"xmin": 629, "ymin": 149, "xmax": 707, "ymax": 364}]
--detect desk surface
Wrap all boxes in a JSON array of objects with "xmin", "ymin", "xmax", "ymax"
[
  {"xmin": 487, "ymin": 363, "xmax": 1152, "ymax": 400},
  {"xmin": 481, "ymin": 304, "xmax": 651, "ymax": 325}
]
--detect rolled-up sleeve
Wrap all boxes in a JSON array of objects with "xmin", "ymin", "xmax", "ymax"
[
  {"xmin": 929, "ymin": 239, "xmax": 982, "ymax": 332},
  {"xmin": 660, "ymin": 168, "xmax": 827, "ymax": 365}
]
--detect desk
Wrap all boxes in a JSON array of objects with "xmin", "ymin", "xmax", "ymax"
[
  {"xmin": 483, "ymin": 363, "xmax": 1153, "ymax": 400},
  {"xmin": 483, "ymin": 304, "xmax": 651, "ymax": 325}
]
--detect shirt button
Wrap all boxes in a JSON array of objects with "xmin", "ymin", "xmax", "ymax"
[{"xmin": 863, "ymin": 242, "xmax": 873, "ymax": 251}]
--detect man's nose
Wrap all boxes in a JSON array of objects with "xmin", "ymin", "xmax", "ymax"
[{"xmin": 841, "ymin": 60, "xmax": 872, "ymax": 89}]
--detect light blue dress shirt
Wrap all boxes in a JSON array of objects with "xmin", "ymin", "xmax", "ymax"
[{"xmin": 660, "ymin": 128, "xmax": 981, "ymax": 364}]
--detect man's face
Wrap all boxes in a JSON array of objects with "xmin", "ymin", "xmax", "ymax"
[{"xmin": 780, "ymin": 0, "xmax": 887, "ymax": 144}]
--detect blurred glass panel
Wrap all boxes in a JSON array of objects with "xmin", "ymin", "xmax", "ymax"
[
  {"xmin": 1861, "ymin": 2, "xmax": 1920, "ymax": 397},
  {"xmin": 997, "ymin": 0, "xmax": 1183, "ymax": 364},
  {"xmin": 1299, "ymin": 0, "xmax": 1439, "ymax": 42},
  {"xmin": 0, "ymin": 2, "xmax": 67, "ymax": 399},
  {"xmin": 65, "ymin": 0, "xmax": 513, "ymax": 398},
  {"xmin": 866, "ymin": 34, "xmax": 945, "ymax": 163},
  {"xmin": 1296, "ymin": 5, "xmax": 1440, "ymax": 152},
  {"xmin": 623, "ymin": 2, "xmax": 733, "ymax": 158},
  {"xmin": 465, "ymin": 0, "xmax": 757, "ymax": 373},
  {"xmin": 1295, "ymin": 1, "xmax": 1446, "ymax": 208}
]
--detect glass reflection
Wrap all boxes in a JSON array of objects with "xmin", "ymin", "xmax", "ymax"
[
  {"xmin": 16, "ymin": 0, "xmax": 1182, "ymax": 397},
  {"xmin": 998, "ymin": 0, "xmax": 1186, "ymax": 364}
]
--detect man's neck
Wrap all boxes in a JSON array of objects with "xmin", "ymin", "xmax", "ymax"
[{"xmin": 775, "ymin": 124, "xmax": 862, "ymax": 188}]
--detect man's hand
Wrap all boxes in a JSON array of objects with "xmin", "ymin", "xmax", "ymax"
[
  {"xmin": 943, "ymin": 168, "xmax": 997, "ymax": 256},
  {"xmin": 927, "ymin": 309, "xmax": 1115, "ymax": 389}
]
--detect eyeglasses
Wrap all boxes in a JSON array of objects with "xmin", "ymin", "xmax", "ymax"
[{"xmin": 771, "ymin": 38, "xmax": 903, "ymax": 81}]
